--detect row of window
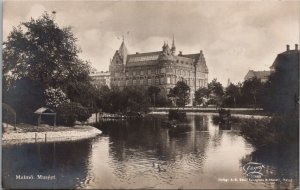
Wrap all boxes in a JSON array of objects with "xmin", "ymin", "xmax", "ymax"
[
  {"xmin": 115, "ymin": 68, "xmax": 206, "ymax": 78},
  {"xmin": 112, "ymin": 77, "xmax": 207, "ymax": 87},
  {"xmin": 112, "ymin": 75, "xmax": 206, "ymax": 82},
  {"xmin": 175, "ymin": 59, "xmax": 194, "ymax": 66}
]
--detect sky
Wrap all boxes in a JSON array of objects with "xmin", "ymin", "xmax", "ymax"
[{"xmin": 3, "ymin": 0, "xmax": 300, "ymax": 85}]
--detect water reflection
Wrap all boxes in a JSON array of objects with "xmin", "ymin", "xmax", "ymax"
[
  {"xmin": 2, "ymin": 139, "xmax": 93, "ymax": 189},
  {"xmin": 240, "ymin": 143, "xmax": 299, "ymax": 189},
  {"xmin": 2, "ymin": 114, "xmax": 298, "ymax": 189}
]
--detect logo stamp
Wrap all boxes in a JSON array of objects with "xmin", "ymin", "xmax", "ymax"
[{"xmin": 243, "ymin": 162, "xmax": 265, "ymax": 179}]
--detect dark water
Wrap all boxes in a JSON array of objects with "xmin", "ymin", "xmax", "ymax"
[{"xmin": 2, "ymin": 114, "xmax": 298, "ymax": 189}]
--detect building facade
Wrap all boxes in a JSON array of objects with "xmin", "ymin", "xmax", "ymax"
[
  {"xmin": 109, "ymin": 38, "xmax": 209, "ymax": 102},
  {"xmin": 244, "ymin": 44, "xmax": 299, "ymax": 84},
  {"xmin": 90, "ymin": 71, "xmax": 111, "ymax": 88},
  {"xmin": 244, "ymin": 70, "xmax": 271, "ymax": 83}
]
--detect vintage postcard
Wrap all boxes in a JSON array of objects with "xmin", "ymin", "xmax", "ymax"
[{"xmin": 1, "ymin": 0, "xmax": 299, "ymax": 189}]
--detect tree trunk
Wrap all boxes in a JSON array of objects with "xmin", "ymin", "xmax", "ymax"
[
  {"xmin": 234, "ymin": 96, "xmax": 236, "ymax": 108},
  {"xmin": 254, "ymin": 95, "xmax": 257, "ymax": 110}
]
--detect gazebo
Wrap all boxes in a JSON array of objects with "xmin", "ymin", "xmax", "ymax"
[{"xmin": 34, "ymin": 107, "xmax": 57, "ymax": 127}]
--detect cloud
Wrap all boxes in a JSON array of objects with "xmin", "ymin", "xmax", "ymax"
[
  {"xmin": 26, "ymin": 4, "xmax": 46, "ymax": 20},
  {"xmin": 3, "ymin": 1, "xmax": 300, "ymax": 85}
]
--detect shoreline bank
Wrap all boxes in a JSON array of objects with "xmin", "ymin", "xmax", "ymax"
[
  {"xmin": 149, "ymin": 107, "xmax": 269, "ymax": 116},
  {"xmin": 2, "ymin": 125, "xmax": 102, "ymax": 145},
  {"xmin": 149, "ymin": 111, "xmax": 270, "ymax": 119}
]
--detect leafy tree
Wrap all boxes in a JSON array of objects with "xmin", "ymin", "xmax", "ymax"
[
  {"xmin": 100, "ymin": 87, "xmax": 150, "ymax": 113},
  {"xmin": 92, "ymin": 85, "xmax": 111, "ymax": 112},
  {"xmin": 208, "ymin": 78, "xmax": 224, "ymax": 97},
  {"xmin": 44, "ymin": 87, "xmax": 70, "ymax": 108},
  {"xmin": 241, "ymin": 78, "xmax": 264, "ymax": 109},
  {"xmin": 56, "ymin": 102, "xmax": 91, "ymax": 126},
  {"xmin": 207, "ymin": 78, "xmax": 224, "ymax": 107},
  {"xmin": 3, "ymin": 12, "xmax": 86, "ymax": 88},
  {"xmin": 123, "ymin": 87, "xmax": 150, "ymax": 113},
  {"xmin": 147, "ymin": 86, "xmax": 161, "ymax": 106},
  {"xmin": 2, "ymin": 12, "xmax": 92, "ymax": 124},
  {"xmin": 224, "ymin": 83, "xmax": 241, "ymax": 107},
  {"xmin": 155, "ymin": 94, "xmax": 172, "ymax": 107},
  {"xmin": 168, "ymin": 81, "xmax": 190, "ymax": 107},
  {"xmin": 4, "ymin": 78, "xmax": 44, "ymax": 123},
  {"xmin": 194, "ymin": 87, "xmax": 210, "ymax": 106}
]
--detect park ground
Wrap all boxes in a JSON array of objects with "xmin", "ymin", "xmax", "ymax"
[{"xmin": 2, "ymin": 123, "xmax": 102, "ymax": 145}]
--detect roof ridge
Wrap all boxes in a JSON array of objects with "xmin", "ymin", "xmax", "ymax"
[{"xmin": 128, "ymin": 51, "xmax": 162, "ymax": 56}]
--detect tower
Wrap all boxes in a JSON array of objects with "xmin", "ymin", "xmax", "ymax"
[
  {"xmin": 118, "ymin": 36, "xmax": 128, "ymax": 65},
  {"xmin": 171, "ymin": 35, "xmax": 176, "ymax": 55}
]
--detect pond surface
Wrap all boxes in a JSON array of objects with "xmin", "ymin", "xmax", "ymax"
[{"xmin": 2, "ymin": 114, "xmax": 298, "ymax": 189}]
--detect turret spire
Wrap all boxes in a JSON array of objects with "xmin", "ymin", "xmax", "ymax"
[
  {"xmin": 171, "ymin": 34, "xmax": 176, "ymax": 55},
  {"xmin": 118, "ymin": 39, "xmax": 128, "ymax": 65}
]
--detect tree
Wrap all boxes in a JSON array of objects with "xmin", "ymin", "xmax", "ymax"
[
  {"xmin": 3, "ymin": 12, "xmax": 86, "ymax": 88},
  {"xmin": 208, "ymin": 78, "xmax": 224, "ymax": 97},
  {"xmin": 123, "ymin": 87, "xmax": 150, "ymax": 113},
  {"xmin": 168, "ymin": 81, "xmax": 190, "ymax": 107},
  {"xmin": 147, "ymin": 86, "xmax": 161, "ymax": 106},
  {"xmin": 3, "ymin": 12, "xmax": 92, "ymax": 124},
  {"xmin": 207, "ymin": 78, "xmax": 224, "ymax": 107},
  {"xmin": 241, "ymin": 78, "xmax": 264, "ymax": 109},
  {"xmin": 99, "ymin": 87, "xmax": 150, "ymax": 113},
  {"xmin": 194, "ymin": 87, "xmax": 210, "ymax": 106},
  {"xmin": 224, "ymin": 83, "xmax": 241, "ymax": 107}
]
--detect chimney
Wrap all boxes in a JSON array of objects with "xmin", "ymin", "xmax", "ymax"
[
  {"xmin": 295, "ymin": 44, "xmax": 298, "ymax": 50},
  {"xmin": 286, "ymin": 44, "xmax": 290, "ymax": 51}
]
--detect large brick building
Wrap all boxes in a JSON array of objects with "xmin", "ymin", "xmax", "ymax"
[
  {"xmin": 109, "ymin": 38, "xmax": 209, "ymax": 102},
  {"xmin": 90, "ymin": 71, "xmax": 111, "ymax": 88}
]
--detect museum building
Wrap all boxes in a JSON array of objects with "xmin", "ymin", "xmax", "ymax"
[{"xmin": 109, "ymin": 37, "xmax": 209, "ymax": 100}]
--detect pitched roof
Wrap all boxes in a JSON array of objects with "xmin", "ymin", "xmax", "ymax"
[
  {"xmin": 253, "ymin": 71, "xmax": 271, "ymax": 79},
  {"xmin": 180, "ymin": 53, "xmax": 200, "ymax": 60},
  {"xmin": 128, "ymin": 51, "xmax": 161, "ymax": 59},
  {"xmin": 126, "ymin": 51, "xmax": 161, "ymax": 66},
  {"xmin": 118, "ymin": 41, "xmax": 128, "ymax": 60},
  {"xmin": 270, "ymin": 49, "xmax": 300, "ymax": 69},
  {"xmin": 34, "ymin": 107, "xmax": 55, "ymax": 114},
  {"xmin": 245, "ymin": 70, "xmax": 271, "ymax": 81}
]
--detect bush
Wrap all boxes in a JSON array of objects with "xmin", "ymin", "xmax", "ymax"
[
  {"xmin": 239, "ymin": 113, "xmax": 298, "ymax": 148},
  {"xmin": 56, "ymin": 102, "xmax": 91, "ymax": 126}
]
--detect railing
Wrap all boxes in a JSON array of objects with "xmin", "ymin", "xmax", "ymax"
[{"xmin": 150, "ymin": 107, "xmax": 264, "ymax": 111}]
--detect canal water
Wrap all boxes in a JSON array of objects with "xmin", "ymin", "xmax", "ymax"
[{"xmin": 2, "ymin": 114, "xmax": 298, "ymax": 189}]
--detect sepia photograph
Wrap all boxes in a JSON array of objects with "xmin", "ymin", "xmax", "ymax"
[{"xmin": 1, "ymin": 0, "xmax": 299, "ymax": 189}]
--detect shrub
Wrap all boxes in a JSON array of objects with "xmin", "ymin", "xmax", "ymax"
[
  {"xmin": 239, "ymin": 113, "xmax": 298, "ymax": 148},
  {"xmin": 56, "ymin": 102, "xmax": 91, "ymax": 126}
]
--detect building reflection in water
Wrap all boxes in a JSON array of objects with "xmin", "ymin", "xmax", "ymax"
[
  {"xmin": 99, "ymin": 115, "xmax": 211, "ymax": 187},
  {"xmin": 2, "ymin": 114, "xmax": 298, "ymax": 189}
]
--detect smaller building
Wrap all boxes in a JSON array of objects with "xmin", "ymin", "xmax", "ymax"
[
  {"xmin": 90, "ymin": 71, "xmax": 111, "ymax": 88},
  {"xmin": 244, "ymin": 70, "xmax": 271, "ymax": 83},
  {"xmin": 270, "ymin": 44, "xmax": 299, "ymax": 71},
  {"xmin": 245, "ymin": 44, "xmax": 299, "ymax": 83}
]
